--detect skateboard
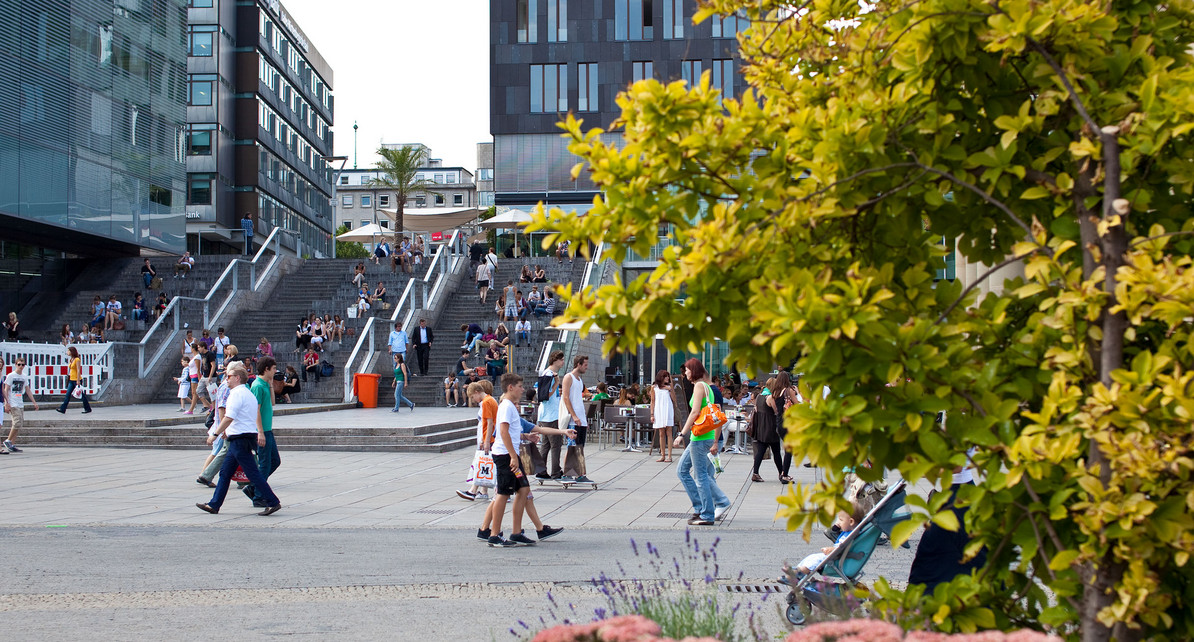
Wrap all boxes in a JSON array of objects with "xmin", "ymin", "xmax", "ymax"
[{"xmin": 535, "ymin": 477, "xmax": 598, "ymax": 490}]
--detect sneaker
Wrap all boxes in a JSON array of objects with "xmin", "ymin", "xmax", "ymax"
[
  {"xmin": 574, "ymin": 476, "xmax": 593, "ymax": 483},
  {"xmin": 4, "ymin": 440, "xmax": 20, "ymax": 453},
  {"xmin": 477, "ymin": 528, "xmax": 491, "ymax": 541},
  {"xmin": 183, "ymin": 410, "xmax": 193, "ymax": 415},
  {"xmin": 509, "ymin": 533, "xmax": 537, "ymax": 546},
  {"xmin": 687, "ymin": 517, "xmax": 714, "ymax": 526},
  {"xmin": 0, "ymin": 448, "xmax": 8, "ymax": 455},
  {"xmin": 488, "ymin": 535, "xmax": 517, "ymax": 548},
  {"xmin": 82, "ymin": 410, "xmax": 92, "ymax": 414},
  {"xmin": 714, "ymin": 505, "xmax": 730, "ymax": 521},
  {"xmin": 456, "ymin": 489, "xmax": 477, "ymax": 501},
  {"xmin": 534, "ymin": 472, "xmax": 550, "ymax": 480},
  {"xmin": 536, "ymin": 526, "xmax": 564, "ymax": 541},
  {"xmin": 55, "ymin": 408, "xmax": 65, "ymax": 414},
  {"xmin": 410, "ymin": 401, "xmax": 416, "ymax": 412}
]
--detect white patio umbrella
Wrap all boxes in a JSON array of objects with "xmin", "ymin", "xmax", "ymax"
[
  {"xmin": 336, "ymin": 223, "xmax": 389, "ymax": 243},
  {"xmin": 478, "ymin": 209, "xmax": 534, "ymax": 256}
]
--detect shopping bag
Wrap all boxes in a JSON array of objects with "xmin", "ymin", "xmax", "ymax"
[
  {"xmin": 562, "ymin": 443, "xmax": 587, "ymax": 478},
  {"xmin": 71, "ymin": 385, "xmax": 84, "ymax": 399},
  {"xmin": 231, "ymin": 466, "xmax": 249, "ymax": 483},
  {"xmin": 150, "ymin": 277, "xmax": 163, "ymax": 290},
  {"xmin": 467, "ymin": 450, "xmax": 496, "ymax": 488},
  {"xmin": 520, "ymin": 442, "xmax": 547, "ymax": 478},
  {"xmin": 707, "ymin": 452, "xmax": 725, "ymax": 477}
]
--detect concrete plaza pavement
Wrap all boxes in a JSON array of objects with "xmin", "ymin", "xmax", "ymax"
[{"xmin": 0, "ymin": 405, "xmax": 922, "ymax": 639}]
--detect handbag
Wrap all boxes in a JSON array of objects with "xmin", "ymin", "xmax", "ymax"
[
  {"xmin": 231, "ymin": 466, "xmax": 249, "ymax": 483},
  {"xmin": 71, "ymin": 385, "xmax": 84, "ymax": 399},
  {"xmin": 467, "ymin": 450, "xmax": 496, "ymax": 488},
  {"xmin": 745, "ymin": 409, "xmax": 759, "ymax": 440},
  {"xmin": 692, "ymin": 385, "xmax": 727, "ymax": 437}
]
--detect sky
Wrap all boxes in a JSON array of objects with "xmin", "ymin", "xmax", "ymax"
[{"xmin": 280, "ymin": 0, "xmax": 491, "ymax": 172}]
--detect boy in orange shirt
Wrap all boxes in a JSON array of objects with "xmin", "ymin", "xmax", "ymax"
[{"xmin": 456, "ymin": 381, "xmax": 498, "ymax": 501}]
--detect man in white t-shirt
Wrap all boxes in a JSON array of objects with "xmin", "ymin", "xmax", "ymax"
[
  {"xmin": 4, "ymin": 358, "xmax": 39, "ymax": 453},
  {"xmin": 487, "ymin": 373, "xmax": 574, "ymax": 547},
  {"xmin": 196, "ymin": 362, "xmax": 281, "ymax": 516},
  {"xmin": 558, "ymin": 355, "xmax": 593, "ymax": 483}
]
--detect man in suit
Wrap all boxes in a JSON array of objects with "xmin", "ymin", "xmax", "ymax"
[{"xmin": 412, "ymin": 318, "xmax": 434, "ymax": 377}]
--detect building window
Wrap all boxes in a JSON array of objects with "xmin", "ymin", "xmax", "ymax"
[
  {"xmin": 663, "ymin": 0, "xmax": 684, "ymax": 39},
  {"xmin": 547, "ymin": 0, "xmax": 567, "ymax": 42},
  {"xmin": 342, "ymin": 195, "xmax": 353, "ymax": 207},
  {"xmin": 446, "ymin": 173, "xmax": 457, "ymax": 183},
  {"xmin": 360, "ymin": 220, "xmax": 370, "ymax": 229},
  {"xmin": 712, "ymin": 11, "xmax": 747, "ymax": 38},
  {"xmin": 187, "ymin": 75, "xmax": 216, "ymax": 105},
  {"xmin": 187, "ymin": 128, "xmax": 213, "ymax": 155},
  {"xmin": 188, "ymin": 175, "xmax": 213, "ymax": 205},
  {"xmin": 379, "ymin": 220, "xmax": 390, "ymax": 229},
  {"xmin": 530, "ymin": 63, "xmax": 567, "ymax": 113},
  {"xmin": 434, "ymin": 173, "xmax": 443, "ymax": 183},
  {"xmin": 578, "ymin": 63, "xmax": 598, "ymax": 111},
  {"xmin": 339, "ymin": 175, "xmax": 348, "ymax": 185},
  {"xmin": 453, "ymin": 193, "xmax": 464, "ymax": 206},
  {"xmin": 517, "ymin": 0, "xmax": 538, "ymax": 43},
  {"xmin": 477, "ymin": 168, "xmax": 494, "ymax": 181},
  {"xmin": 632, "ymin": 61, "xmax": 654, "ymax": 83},
  {"xmin": 188, "ymin": 0, "xmax": 213, "ymax": 6},
  {"xmin": 434, "ymin": 194, "xmax": 445, "ymax": 206},
  {"xmin": 711, "ymin": 59, "xmax": 734, "ymax": 98},
  {"xmin": 415, "ymin": 196, "xmax": 426, "ymax": 207},
  {"xmin": 361, "ymin": 195, "xmax": 372, "ymax": 207},
  {"xmin": 188, "ymin": 28, "xmax": 215, "ymax": 57},
  {"xmin": 379, "ymin": 195, "xmax": 390, "ymax": 206},
  {"xmin": 681, "ymin": 60, "xmax": 702, "ymax": 86},
  {"xmin": 614, "ymin": 0, "xmax": 653, "ymax": 41}
]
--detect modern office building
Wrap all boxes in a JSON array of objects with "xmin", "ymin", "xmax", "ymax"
[
  {"xmin": 476, "ymin": 142, "xmax": 494, "ymax": 208},
  {"xmin": 333, "ymin": 153, "xmax": 477, "ymax": 235},
  {"xmin": 184, "ymin": 0, "xmax": 334, "ymax": 257},
  {"xmin": 0, "ymin": 0, "xmax": 189, "ymax": 259},
  {"xmin": 490, "ymin": 0, "xmax": 746, "ymax": 212}
]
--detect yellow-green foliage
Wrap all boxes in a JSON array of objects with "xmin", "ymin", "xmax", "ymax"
[{"xmin": 528, "ymin": 0, "xmax": 1194, "ymax": 640}]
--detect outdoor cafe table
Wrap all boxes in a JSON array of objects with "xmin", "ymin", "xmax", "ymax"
[{"xmin": 619, "ymin": 405, "xmax": 644, "ymax": 453}]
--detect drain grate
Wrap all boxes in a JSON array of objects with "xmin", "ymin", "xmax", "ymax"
[
  {"xmin": 656, "ymin": 512, "xmax": 692, "ymax": 519},
  {"xmin": 721, "ymin": 584, "xmax": 786, "ymax": 594},
  {"xmin": 415, "ymin": 509, "xmax": 457, "ymax": 515}
]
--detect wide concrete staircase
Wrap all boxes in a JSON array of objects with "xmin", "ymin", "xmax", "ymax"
[
  {"xmin": 377, "ymin": 257, "xmax": 587, "ymax": 409},
  {"xmin": 148, "ymin": 258, "xmax": 430, "ymax": 405}
]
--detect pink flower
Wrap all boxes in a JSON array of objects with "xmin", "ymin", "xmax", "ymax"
[
  {"xmin": 531, "ymin": 616, "xmax": 661, "ymax": 642},
  {"xmin": 785, "ymin": 620, "xmax": 904, "ymax": 642}
]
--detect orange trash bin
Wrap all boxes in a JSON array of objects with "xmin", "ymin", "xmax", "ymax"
[{"xmin": 353, "ymin": 373, "xmax": 381, "ymax": 408}]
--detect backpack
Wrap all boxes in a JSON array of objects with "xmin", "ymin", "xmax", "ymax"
[{"xmin": 320, "ymin": 361, "xmax": 335, "ymax": 377}]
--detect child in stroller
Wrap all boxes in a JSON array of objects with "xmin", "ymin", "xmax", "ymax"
[
  {"xmin": 781, "ymin": 479, "xmax": 911, "ymax": 625},
  {"xmin": 781, "ymin": 502, "xmax": 868, "ymax": 583}
]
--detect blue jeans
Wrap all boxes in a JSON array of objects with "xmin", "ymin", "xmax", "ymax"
[
  {"xmin": 516, "ymin": 331, "xmax": 529, "ymax": 345},
  {"xmin": 677, "ymin": 438, "xmax": 729, "ymax": 520},
  {"xmin": 248, "ymin": 431, "xmax": 280, "ymax": 503},
  {"xmin": 59, "ymin": 381, "xmax": 91, "ymax": 413},
  {"xmin": 464, "ymin": 334, "xmax": 482, "ymax": 352},
  {"xmin": 209, "ymin": 435, "xmax": 279, "ymax": 510},
  {"xmin": 393, "ymin": 381, "xmax": 414, "ymax": 410},
  {"xmin": 143, "ymin": 273, "xmax": 153, "ymax": 288}
]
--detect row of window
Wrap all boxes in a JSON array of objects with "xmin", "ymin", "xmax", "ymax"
[
  {"xmin": 338, "ymin": 172, "xmax": 465, "ymax": 186},
  {"xmin": 516, "ymin": 0, "xmax": 746, "ymax": 43},
  {"xmin": 258, "ymin": 189, "xmax": 331, "ymax": 257},
  {"xmin": 340, "ymin": 192, "xmax": 465, "ymax": 207},
  {"xmin": 259, "ymin": 53, "xmax": 332, "ymax": 146},
  {"xmin": 257, "ymin": 98, "xmax": 328, "ymax": 180},
  {"xmin": 187, "ymin": 25, "xmax": 218, "ymax": 57},
  {"xmin": 259, "ymin": 144, "xmax": 331, "ymax": 216},
  {"xmin": 259, "ymin": 10, "xmax": 332, "ymax": 115},
  {"xmin": 530, "ymin": 59, "xmax": 735, "ymax": 113}
]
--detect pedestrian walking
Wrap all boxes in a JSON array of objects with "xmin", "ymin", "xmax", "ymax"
[
  {"xmin": 476, "ymin": 258, "xmax": 492, "ymax": 305},
  {"xmin": 391, "ymin": 353, "xmax": 415, "ymax": 412},
  {"xmin": 771, "ymin": 371, "xmax": 797, "ymax": 482},
  {"xmin": 4, "ymin": 357, "xmax": 38, "ymax": 452},
  {"xmin": 456, "ymin": 380, "xmax": 497, "ymax": 501},
  {"xmin": 242, "ymin": 357, "xmax": 281, "ymax": 508},
  {"xmin": 558, "ymin": 355, "xmax": 594, "ymax": 483},
  {"xmin": 388, "ymin": 321, "xmax": 408, "ymax": 363},
  {"xmin": 56, "ymin": 346, "xmax": 92, "ymax": 414},
  {"xmin": 750, "ymin": 378, "xmax": 786, "ymax": 483},
  {"xmin": 196, "ymin": 362, "xmax": 281, "ymax": 516},
  {"xmin": 412, "ymin": 318, "xmax": 434, "ymax": 376},
  {"xmin": 534, "ymin": 350, "xmax": 565, "ymax": 480},
  {"xmin": 673, "ymin": 358, "xmax": 731, "ymax": 526},
  {"xmin": 241, "ymin": 213, "xmax": 255, "ymax": 255},
  {"xmin": 196, "ymin": 376, "xmax": 231, "ymax": 488}
]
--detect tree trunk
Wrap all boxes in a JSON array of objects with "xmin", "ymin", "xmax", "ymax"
[{"xmin": 1082, "ymin": 126, "xmax": 1127, "ymax": 642}]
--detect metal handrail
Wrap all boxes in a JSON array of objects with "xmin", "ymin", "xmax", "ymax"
[
  {"xmin": 113, "ymin": 227, "xmax": 286, "ymax": 378},
  {"xmin": 341, "ymin": 229, "xmax": 465, "ymax": 402},
  {"xmin": 536, "ymin": 242, "xmax": 605, "ymax": 373}
]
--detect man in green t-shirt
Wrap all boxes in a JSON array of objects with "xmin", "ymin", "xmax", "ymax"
[{"xmin": 244, "ymin": 357, "xmax": 279, "ymax": 508}]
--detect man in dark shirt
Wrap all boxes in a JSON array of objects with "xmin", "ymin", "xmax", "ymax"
[
  {"xmin": 455, "ymin": 349, "xmax": 471, "ymax": 377},
  {"xmin": 196, "ymin": 342, "xmax": 218, "ymax": 411},
  {"xmin": 469, "ymin": 242, "xmax": 484, "ymax": 271},
  {"xmin": 141, "ymin": 259, "xmax": 157, "ymax": 289}
]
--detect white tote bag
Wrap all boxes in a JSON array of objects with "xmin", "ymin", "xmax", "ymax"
[{"xmin": 466, "ymin": 450, "xmax": 496, "ymax": 489}]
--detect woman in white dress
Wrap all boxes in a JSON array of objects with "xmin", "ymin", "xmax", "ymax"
[{"xmin": 649, "ymin": 369, "xmax": 676, "ymax": 462}]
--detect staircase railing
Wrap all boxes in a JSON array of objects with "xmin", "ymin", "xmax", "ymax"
[
  {"xmin": 536, "ymin": 242, "xmax": 606, "ymax": 373},
  {"xmin": 115, "ymin": 227, "xmax": 287, "ymax": 379},
  {"xmin": 342, "ymin": 230, "xmax": 466, "ymax": 402}
]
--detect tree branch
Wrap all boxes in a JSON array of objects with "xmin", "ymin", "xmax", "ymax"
[
  {"xmin": 912, "ymin": 162, "xmax": 1035, "ymax": 238},
  {"xmin": 1022, "ymin": 477, "xmax": 1070, "ymax": 555},
  {"xmin": 1128, "ymin": 230, "xmax": 1194, "ymax": 249},
  {"xmin": 1025, "ymin": 37, "xmax": 1101, "ymax": 135},
  {"xmin": 934, "ymin": 247, "xmax": 1047, "ymax": 324}
]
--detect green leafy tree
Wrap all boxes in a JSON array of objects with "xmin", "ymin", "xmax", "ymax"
[
  {"xmin": 334, "ymin": 223, "xmax": 370, "ymax": 260},
  {"xmin": 370, "ymin": 145, "xmax": 436, "ymax": 234},
  {"xmin": 530, "ymin": 1, "xmax": 1194, "ymax": 640}
]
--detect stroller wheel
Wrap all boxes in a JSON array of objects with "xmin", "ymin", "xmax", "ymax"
[{"xmin": 785, "ymin": 602, "xmax": 806, "ymax": 626}]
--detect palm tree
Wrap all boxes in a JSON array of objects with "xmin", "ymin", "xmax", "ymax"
[{"xmin": 370, "ymin": 145, "xmax": 436, "ymax": 235}]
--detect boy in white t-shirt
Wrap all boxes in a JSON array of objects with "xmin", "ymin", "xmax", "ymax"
[
  {"xmin": 4, "ymin": 358, "xmax": 39, "ymax": 452},
  {"xmin": 487, "ymin": 373, "xmax": 575, "ymax": 547}
]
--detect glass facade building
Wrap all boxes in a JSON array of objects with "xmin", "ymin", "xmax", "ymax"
[
  {"xmin": 185, "ymin": 0, "xmax": 334, "ymax": 257},
  {"xmin": 0, "ymin": 0, "xmax": 189, "ymax": 257}
]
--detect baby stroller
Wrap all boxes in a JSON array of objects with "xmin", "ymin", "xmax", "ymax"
[{"xmin": 783, "ymin": 479, "xmax": 911, "ymax": 625}]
